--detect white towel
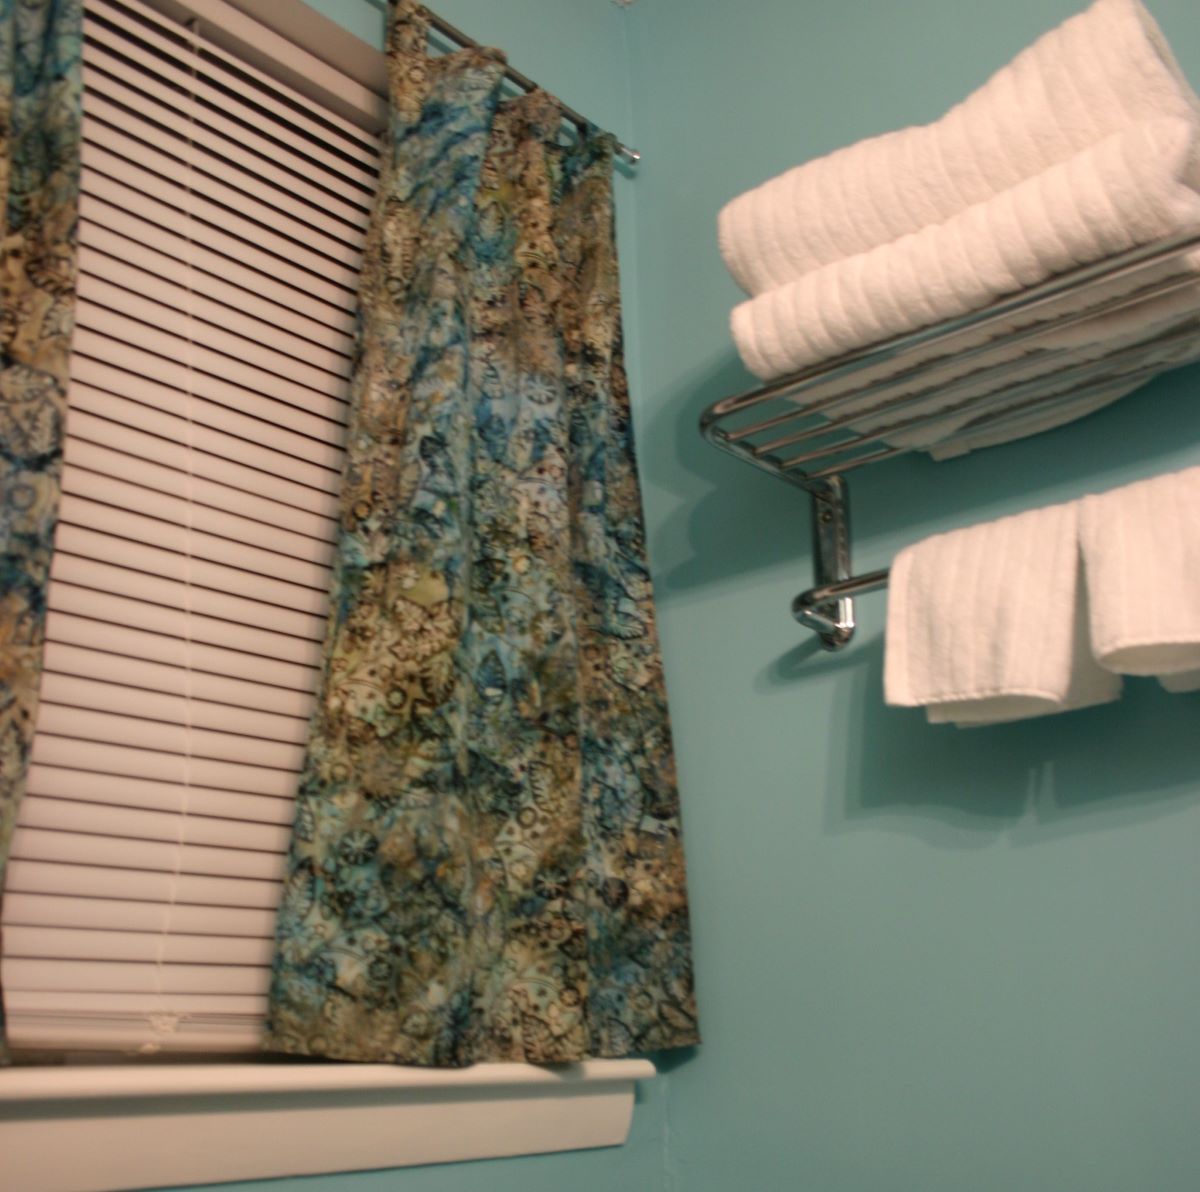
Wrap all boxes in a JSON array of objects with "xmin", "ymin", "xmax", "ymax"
[
  {"xmin": 718, "ymin": 0, "xmax": 1200, "ymax": 296},
  {"xmin": 788, "ymin": 262, "xmax": 1200, "ymax": 463},
  {"xmin": 1079, "ymin": 465, "xmax": 1200, "ymax": 677},
  {"xmin": 926, "ymin": 325, "xmax": 1200, "ymax": 459},
  {"xmin": 765, "ymin": 250, "xmax": 1200, "ymax": 463},
  {"xmin": 923, "ymin": 383, "xmax": 1147, "ymax": 461},
  {"xmin": 731, "ymin": 119, "xmax": 1200, "ymax": 384},
  {"xmin": 885, "ymin": 502, "xmax": 1123, "ymax": 725}
]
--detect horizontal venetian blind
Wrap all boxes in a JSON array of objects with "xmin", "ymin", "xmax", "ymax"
[{"xmin": 0, "ymin": 0, "xmax": 379, "ymax": 1054}]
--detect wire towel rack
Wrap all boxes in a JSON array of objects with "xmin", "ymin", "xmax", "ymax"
[{"xmin": 701, "ymin": 232, "xmax": 1200, "ymax": 650}]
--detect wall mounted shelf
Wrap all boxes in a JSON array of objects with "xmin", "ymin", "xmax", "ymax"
[{"xmin": 701, "ymin": 232, "xmax": 1200, "ymax": 650}]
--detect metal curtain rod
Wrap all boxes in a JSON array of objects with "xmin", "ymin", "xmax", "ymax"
[{"xmin": 422, "ymin": 6, "xmax": 640, "ymax": 164}]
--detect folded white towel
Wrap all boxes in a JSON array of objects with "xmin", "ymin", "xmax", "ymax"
[
  {"xmin": 718, "ymin": 0, "xmax": 1200, "ymax": 296},
  {"xmin": 732, "ymin": 119, "xmax": 1200, "ymax": 384},
  {"xmin": 1079, "ymin": 465, "xmax": 1200, "ymax": 676},
  {"xmin": 767, "ymin": 249, "xmax": 1200, "ymax": 464},
  {"xmin": 924, "ymin": 382, "xmax": 1148, "ymax": 461},
  {"xmin": 927, "ymin": 322, "xmax": 1200, "ymax": 459},
  {"xmin": 781, "ymin": 257, "xmax": 1200, "ymax": 465},
  {"xmin": 885, "ymin": 502, "xmax": 1123, "ymax": 725}
]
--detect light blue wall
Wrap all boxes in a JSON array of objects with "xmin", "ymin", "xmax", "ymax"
[
  {"xmin": 178, "ymin": 1, "xmax": 1200, "ymax": 1189},
  {"xmin": 623, "ymin": 1, "xmax": 1200, "ymax": 1190}
]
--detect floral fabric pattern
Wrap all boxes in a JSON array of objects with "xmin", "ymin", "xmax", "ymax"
[
  {"xmin": 266, "ymin": 1, "xmax": 698, "ymax": 1066},
  {"xmin": 0, "ymin": 0, "xmax": 82, "ymax": 1059}
]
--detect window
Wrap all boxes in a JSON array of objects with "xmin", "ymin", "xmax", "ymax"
[
  {"xmin": 0, "ymin": 1, "xmax": 651, "ymax": 1185},
  {"xmin": 4, "ymin": 0, "xmax": 376, "ymax": 1058}
]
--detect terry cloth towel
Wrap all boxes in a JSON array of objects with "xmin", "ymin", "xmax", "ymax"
[
  {"xmin": 925, "ymin": 324, "xmax": 1200, "ymax": 459},
  {"xmin": 885, "ymin": 502, "xmax": 1123, "ymax": 725},
  {"xmin": 923, "ymin": 381, "xmax": 1153, "ymax": 460},
  {"xmin": 731, "ymin": 119, "xmax": 1200, "ymax": 384},
  {"xmin": 790, "ymin": 253, "xmax": 1200, "ymax": 459},
  {"xmin": 718, "ymin": 0, "xmax": 1200, "ymax": 296},
  {"xmin": 1078, "ymin": 465, "xmax": 1200, "ymax": 677},
  {"xmin": 764, "ymin": 249, "xmax": 1200, "ymax": 460}
]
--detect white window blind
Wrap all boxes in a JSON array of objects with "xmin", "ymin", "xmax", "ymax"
[{"xmin": 0, "ymin": 0, "xmax": 380, "ymax": 1054}]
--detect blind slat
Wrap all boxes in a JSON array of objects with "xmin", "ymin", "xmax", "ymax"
[
  {"xmin": 16, "ymin": 796, "xmax": 291, "ymax": 852},
  {"xmin": 49, "ymin": 575, "xmax": 327, "ymax": 660},
  {"xmin": 53, "ymin": 524, "xmax": 332, "ymax": 616},
  {"xmin": 51, "ymin": 553, "xmax": 330, "ymax": 642},
  {"xmin": 81, "ymin": 133, "xmax": 361, "ymax": 289},
  {"xmin": 5, "ymin": 989, "xmax": 266, "ymax": 1014},
  {"xmin": 80, "ymin": 218, "xmax": 356, "ymax": 358},
  {"xmin": 26, "ymin": 763, "xmax": 299, "ymax": 825},
  {"xmin": 82, "ymin": 50, "xmax": 371, "ymax": 232},
  {"xmin": 4, "ymin": 859, "xmax": 283, "ymax": 910},
  {"xmin": 3, "ymin": 894, "xmax": 278, "ymax": 939},
  {"xmin": 57, "ymin": 492, "xmax": 332, "ymax": 594},
  {"xmin": 66, "ymin": 409, "xmax": 343, "ymax": 525},
  {"xmin": 10, "ymin": 827, "xmax": 290, "ymax": 881},
  {"xmin": 62, "ymin": 464, "xmax": 336, "ymax": 568},
  {"xmin": 78, "ymin": 175, "xmax": 355, "ymax": 331},
  {"xmin": 72, "ymin": 328, "xmax": 348, "ymax": 446},
  {"xmin": 2, "ymin": 958, "xmax": 272, "ymax": 995},
  {"xmin": 46, "ymin": 611, "xmax": 321, "ymax": 691},
  {"xmin": 4, "ymin": 1022, "xmax": 263, "ymax": 1051},
  {"xmin": 87, "ymin": 0, "xmax": 381, "ymax": 172},
  {"xmin": 77, "ymin": 299, "xmax": 349, "ymax": 424},
  {"xmin": 79, "ymin": 237, "xmax": 354, "ymax": 376},
  {"xmin": 38, "ymin": 675, "xmax": 309, "ymax": 744},
  {"xmin": 41, "ymin": 643, "xmax": 319, "ymax": 719},
  {"xmin": 83, "ymin": 83, "xmax": 365, "ymax": 268},
  {"xmin": 70, "ymin": 369, "xmax": 346, "ymax": 484},
  {"xmin": 77, "ymin": 265, "xmax": 351, "ymax": 397},
  {"xmin": 80, "ymin": 177, "xmax": 357, "ymax": 324},
  {"xmin": 29, "ymin": 735, "xmax": 302, "ymax": 799},
  {"xmin": 4, "ymin": 926, "xmax": 275, "ymax": 967},
  {"xmin": 33, "ymin": 704, "xmax": 307, "ymax": 771}
]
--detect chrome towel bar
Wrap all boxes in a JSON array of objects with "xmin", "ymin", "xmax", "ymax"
[{"xmin": 701, "ymin": 232, "xmax": 1200, "ymax": 649}]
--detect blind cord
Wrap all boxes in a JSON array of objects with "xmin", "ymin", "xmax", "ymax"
[{"xmin": 145, "ymin": 14, "xmax": 201, "ymax": 1052}]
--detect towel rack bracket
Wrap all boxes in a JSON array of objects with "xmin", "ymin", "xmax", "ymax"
[{"xmin": 796, "ymin": 477, "xmax": 856, "ymax": 650}]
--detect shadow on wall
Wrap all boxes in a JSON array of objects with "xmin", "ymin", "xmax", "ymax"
[
  {"xmin": 649, "ymin": 351, "xmax": 1200, "ymax": 843},
  {"xmin": 643, "ymin": 350, "xmax": 808, "ymax": 591},
  {"xmin": 758, "ymin": 630, "xmax": 1200, "ymax": 847},
  {"xmin": 648, "ymin": 352, "xmax": 1200, "ymax": 596}
]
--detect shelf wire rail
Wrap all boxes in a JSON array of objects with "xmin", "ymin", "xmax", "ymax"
[{"xmin": 700, "ymin": 232, "xmax": 1200, "ymax": 649}]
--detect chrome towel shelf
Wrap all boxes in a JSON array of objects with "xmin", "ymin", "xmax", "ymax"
[{"xmin": 701, "ymin": 233, "xmax": 1200, "ymax": 650}]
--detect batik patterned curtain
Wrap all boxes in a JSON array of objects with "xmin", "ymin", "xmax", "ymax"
[
  {"xmin": 266, "ymin": 0, "xmax": 698, "ymax": 1066},
  {"xmin": 0, "ymin": 0, "xmax": 83, "ymax": 1058}
]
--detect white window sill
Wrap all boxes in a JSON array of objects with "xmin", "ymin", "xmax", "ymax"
[{"xmin": 0, "ymin": 1058, "xmax": 655, "ymax": 1192}]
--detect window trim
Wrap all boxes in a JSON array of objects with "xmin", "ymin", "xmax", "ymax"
[
  {"xmin": 1, "ymin": 1059, "xmax": 656, "ymax": 1190},
  {"xmin": 158, "ymin": 0, "xmax": 388, "ymax": 133}
]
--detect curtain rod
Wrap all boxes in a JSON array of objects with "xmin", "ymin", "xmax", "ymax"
[{"xmin": 421, "ymin": 5, "xmax": 640, "ymax": 164}]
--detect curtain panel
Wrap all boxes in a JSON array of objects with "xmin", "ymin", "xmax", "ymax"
[
  {"xmin": 267, "ymin": 0, "xmax": 698, "ymax": 1067},
  {"xmin": 0, "ymin": 0, "xmax": 82, "ymax": 1059}
]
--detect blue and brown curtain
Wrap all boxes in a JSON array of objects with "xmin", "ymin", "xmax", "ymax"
[
  {"xmin": 0, "ymin": 0, "xmax": 83, "ymax": 1058},
  {"xmin": 266, "ymin": 1, "xmax": 698, "ymax": 1066}
]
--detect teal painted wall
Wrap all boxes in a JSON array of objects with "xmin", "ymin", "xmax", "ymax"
[
  {"xmin": 176, "ymin": 1, "xmax": 1200, "ymax": 1189},
  {"xmin": 623, "ymin": 0, "xmax": 1200, "ymax": 1190}
]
